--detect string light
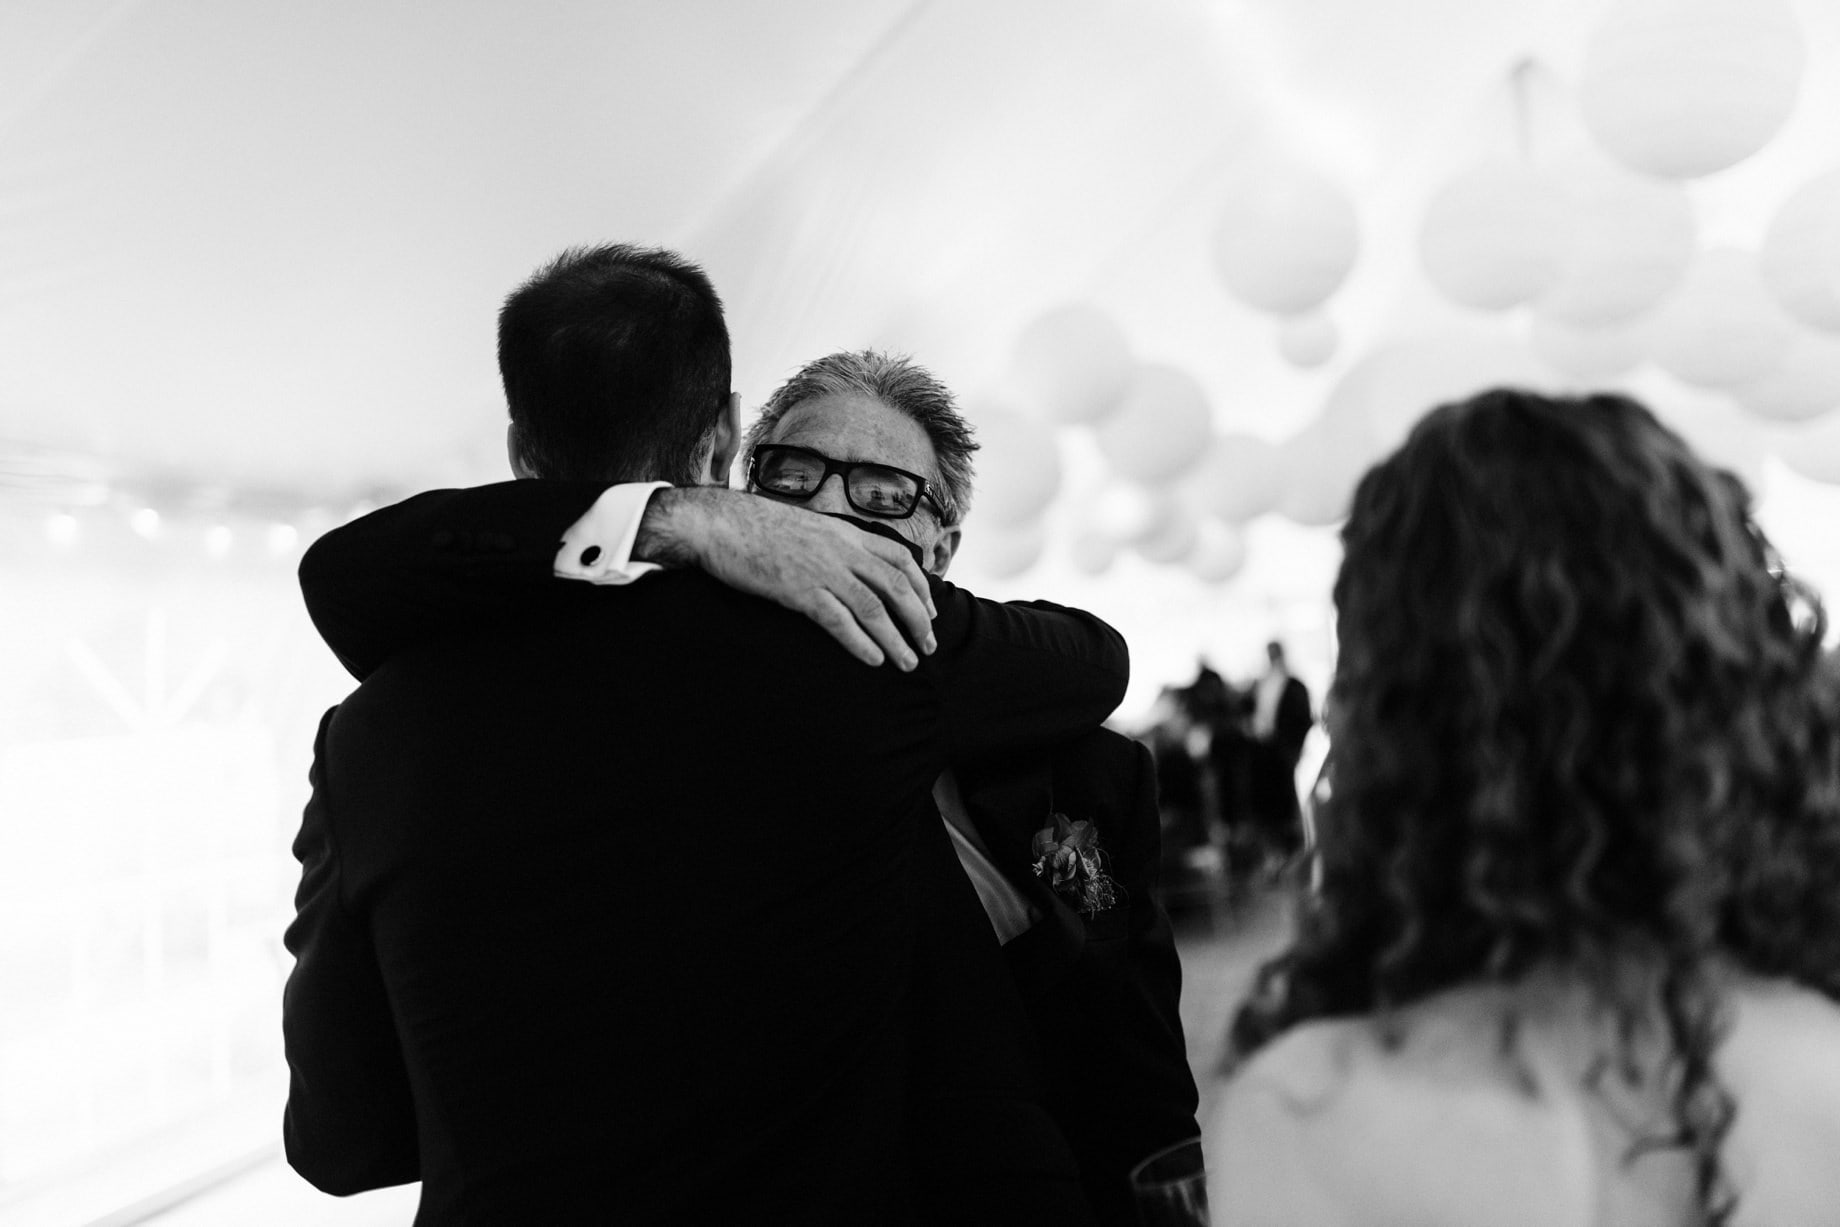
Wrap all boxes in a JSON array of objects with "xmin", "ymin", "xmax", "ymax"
[{"xmin": 3, "ymin": 447, "xmax": 400, "ymax": 559}]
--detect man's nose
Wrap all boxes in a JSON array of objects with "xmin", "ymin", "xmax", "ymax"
[{"xmin": 805, "ymin": 472, "xmax": 853, "ymax": 514}]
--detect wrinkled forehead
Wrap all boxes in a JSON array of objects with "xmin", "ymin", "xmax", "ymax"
[{"xmin": 764, "ymin": 391, "xmax": 942, "ymax": 482}]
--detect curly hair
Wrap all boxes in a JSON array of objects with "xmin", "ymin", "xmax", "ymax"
[{"xmin": 1228, "ymin": 389, "xmax": 1840, "ymax": 1225}]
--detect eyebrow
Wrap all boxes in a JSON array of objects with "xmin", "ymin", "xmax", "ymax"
[{"xmin": 770, "ymin": 440, "xmax": 932, "ymax": 475}]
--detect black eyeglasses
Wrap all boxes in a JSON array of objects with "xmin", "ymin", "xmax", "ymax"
[{"xmin": 747, "ymin": 443, "xmax": 948, "ymax": 521}]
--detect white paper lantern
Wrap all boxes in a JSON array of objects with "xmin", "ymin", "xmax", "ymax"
[
  {"xmin": 1179, "ymin": 433, "xmax": 1284, "ymax": 524},
  {"xmin": 1212, "ymin": 156, "xmax": 1360, "ymax": 315},
  {"xmin": 1277, "ymin": 312, "xmax": 1339, "ymax": 369},
  {"xmin": 1730, "ymin": 332, "xmax": 1840, "ymax": 422},
  {"xmin": 1533, "ymin": 161, "xmax": 1696, "ymax": 327},
  {"xmin": 953, "ymin": 518, "xmax": 1046, "ymax": 581},
  {"xmin": 969, "ymin": 407, "xmax": 1062, "ymax": 528},
  {"xmin": 1068, "ymin": 531, "xmax": 1118, "ymax": 576},
  {"xmin": 1579, "ymin": 0, "xmax": 1805, "ymax": 180},
  {"xmin": 1530, "ymin": 314, "xmax": 1651, "ymax": 382},
  {"xmin": 1332, "ymin": 335, "xmax": 1555, "ymax": 456},
  {"xmin": 1089, "ymin": 483, "xmax": 1168, "ymax": 545},
  {"xmin": 1273, "ymin": 415, "xmax": 1372, "ymax": 527},
  {"xmin": 1008, "ymin": 305, "xmax": 1134, "ymax": 424},
  {"xmin": 1093, "ymin": 365, "xmax": 1214, "ymax": 483},
  {"xmin": 1650, "ymin": 248, "xmax": 1796, "ymax": 389},
  {"xmin": 1651, "ymin": 394, "xmax": 1768, "ymax": 492},
  {"xmin": 1188, "ymin": 519, "xmax": 1248, "ymax": 584},
  {"xmin": 1775, "ymin": 414, "xmax": 1840, "ymax": 485},
  {"xmin": 1759, "ymin": 168, "xmax": 1840, "ymax": 333},
  {"xmin": 1418, "ymin": 160, "xmax": 1569, "ymax": 311},
  {"xmin": 1134, "ymin": 505, "xmax": 1199, "ymax": 564}
]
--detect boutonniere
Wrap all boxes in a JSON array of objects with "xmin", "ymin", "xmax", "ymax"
[{"xmin": 1030, "ymin": 812, "xmax": 1120, "ymax": 916}]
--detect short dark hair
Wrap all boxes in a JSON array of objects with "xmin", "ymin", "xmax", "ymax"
[
  {"xmin": 498, "ymin": 244, "xmax": 731, "ymax": 483},
  {"xmin": 741, "ymin": 350, "xmax": 978, "ymax": 523}
]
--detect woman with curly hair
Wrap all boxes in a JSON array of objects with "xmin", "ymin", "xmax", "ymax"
[{"xmin": 1203, "ymin": 389, "xmax": 1840, "ymax": 1226}]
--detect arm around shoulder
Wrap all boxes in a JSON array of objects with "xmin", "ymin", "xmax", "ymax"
[
  {"xmin": 930, "ymin": 581, "xmax": 1129, "ymax": 760},
  {"xmin": 300, "ymin": 480, "xmax": 612, "ymax": 679}
]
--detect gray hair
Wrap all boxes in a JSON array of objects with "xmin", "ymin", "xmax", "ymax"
[{"xmin": 742, "ymin": 350, "xmax": 978, "ymax": 523}]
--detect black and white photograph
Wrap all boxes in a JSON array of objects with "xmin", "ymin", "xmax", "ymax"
[{"xmin": 4, "ymin": 1, "xmax": 1840, "ymax": 1223}]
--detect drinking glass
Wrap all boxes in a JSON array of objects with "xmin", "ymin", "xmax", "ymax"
[{"xmin": 1129, "ymin": 1136, "xmax": 1209, "ymax": 1226}]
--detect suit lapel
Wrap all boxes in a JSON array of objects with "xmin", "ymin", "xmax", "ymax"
[{"xmin": 955, "ymin": 758, "xmax": 1087, "ymax": 996}]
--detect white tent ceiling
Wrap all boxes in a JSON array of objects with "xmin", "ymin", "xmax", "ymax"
[{"xmin": 4, "ymin": 0, "xmax": 1840, "ymax": 606}]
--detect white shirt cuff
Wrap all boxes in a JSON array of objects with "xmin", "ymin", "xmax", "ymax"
[{"xmin": 552, "ymin": 482, "xmax": 671, "ymax": 584}]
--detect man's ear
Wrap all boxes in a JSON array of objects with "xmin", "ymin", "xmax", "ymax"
[
  {"xmin": 703, "ymin": 392, "xmax": 742, "ymax": 486},
  {"xmin": 506, "ymin": 423, "xmax": 536, "ymax": 480},
  {"xmin": 928, "ymin": 525, "xmax": 962, "ymax": 578}
]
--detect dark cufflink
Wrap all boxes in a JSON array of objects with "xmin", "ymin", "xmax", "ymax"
[{"xmin": 579, "ymin": 545, "xmax": 602, "ymax": 566}]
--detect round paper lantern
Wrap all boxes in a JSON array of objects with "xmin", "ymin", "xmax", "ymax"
[
  {"xmin": 1179, "ymin": 433, "xmax": 1284, "ymax": 523},
  {"xmin": 1330, "ymin": 335, "xmax": 1555, "ymax": 456},
  {"xmin": 1760, "ymin": 168, "xmax": 1840, "ymax": 333},
  {"xmin": 1418, "ymin": 160, "xmax": 1569, "ymax": 310},
  {"xmin": 1068, "ymin": 531, "xmax": 1118, "ymax": 576},
  {"xmin": 1089, "ymin": 483, "xmax": 1168, "ymax": 545},
  {"xmin": 1277, "ymin": 312, "xmax": 1339, "ymax": 369},
  {"xmin": 1273, "ymin": 415, "xmax": 1371, "ymax": 527},
  {"xmin": 1530, "ymin": 314, "xmax": 1651, "ymax": 382},
  {"xmin": 969, "ymin": 407, "xmax": 1062, "ymax": 528},
  {"xmin": 1534, "ymin": 161, "xmax": 1696, "ymax": 327},
  {"xmin": 1134, "ymin": 505, "xmax": 1199, "ymax": 564},
  {"xmin": 1649, "ymin": 248, "xmax": 1796, "ymax": 389},
  {"xmin": 1093, "ymin": 365, "xmax": 1214, "ymax": 483},
  {"xmin": 1579, "ymin": 0, "xmax": 1805, "ymax": 180},
  {"xmin": 1730, "ymin": 331, "xmax": 1840, "ymax": 422},
  {"xmin": 1188, "ymin": 519, "xmax": 1248, "ymax": 584},
  {"xmin": 1212, "ymin": 155, "xmax": 1360, "ymax": 315},
  {"xmin": 1776, "ymin": 414, "xmax": 1840, "ymax": 485},
  {"xmin": 1653, "ymin": 395, "xmax": 1767, "ymax": 493},
  {"xmin": 953, "ymin": 518, "xmax": 1046, "ymax": 581},
  {"xmin": 1008, "ymin": 305, "xmax": 1135, "ymax": 424}
]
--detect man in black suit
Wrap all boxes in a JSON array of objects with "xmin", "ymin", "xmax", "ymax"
[
  {"xmin": 1245, "ymin": 640, "xmax": 1314, "ymax": 866},
  {"xmin": 298, "ymin": 344, "xmax": 1198, "ymax": 1225},
  {"xmin": 735, "ymin": 353, "xmax": 1198, "ymax": 1226},
  {"xmin": 281, "ymin": 246, "xmax": 1129, "ymax": 1224}
]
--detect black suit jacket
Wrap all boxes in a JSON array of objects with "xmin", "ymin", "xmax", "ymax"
[
  {"xmin": 283, "ymin": 482, "xmax": 1128, "ymax": 1225},
  {"xmin": 954, "ymin": 730, "xmax": 1200, "ymax": 1227}
]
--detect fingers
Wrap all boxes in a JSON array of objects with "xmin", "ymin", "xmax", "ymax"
[
  {"xmin": 857, "ymin": 539, "xmax": 938, "ymax": 651},
  {"xmin": 805, "ymin": 591, "xmax": 887, "ymax": 668},
  {"xmin": 836, "ymin": 574, "xmax": 920, "ymax": 672},
  {"xmin": 854, "ymin": 559, "xmax": 934, "ymax": 657}
]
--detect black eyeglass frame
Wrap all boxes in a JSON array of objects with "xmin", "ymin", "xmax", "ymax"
[{"xmin": 746, "ymin": 443, "xmax": 949, "ymax": 522}]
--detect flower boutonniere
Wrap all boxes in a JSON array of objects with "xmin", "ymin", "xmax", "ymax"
[{"xmin": 1030, "ymin": 812, "xmax": 1120, "ymax": 916}]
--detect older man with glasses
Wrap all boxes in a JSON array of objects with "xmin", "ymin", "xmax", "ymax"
[{"xmin": 726, "ymin": 350, "xmax": 1199, "ymax": 1227}]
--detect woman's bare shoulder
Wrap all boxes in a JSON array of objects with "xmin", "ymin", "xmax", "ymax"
[
  {"xmin": 1206, "ymin": 1003, "xmax": 1596, "ymax": 1227},
  {"xmin": 1718, "ymin": 978, "xmax": 1840, "ymax": 1223}
]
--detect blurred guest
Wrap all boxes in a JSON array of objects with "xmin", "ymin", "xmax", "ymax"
[
  {"xmin": 1144, "ymin": 685, "xmax": 1208, "ymax": 865},
  {"xmin": 1243, "ymin": 640, "xmax": 1312, "ymax": 869},
  {"xmin": 1206, "ymin": 389, "xmax": 1840, "ymax": 1226}
]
